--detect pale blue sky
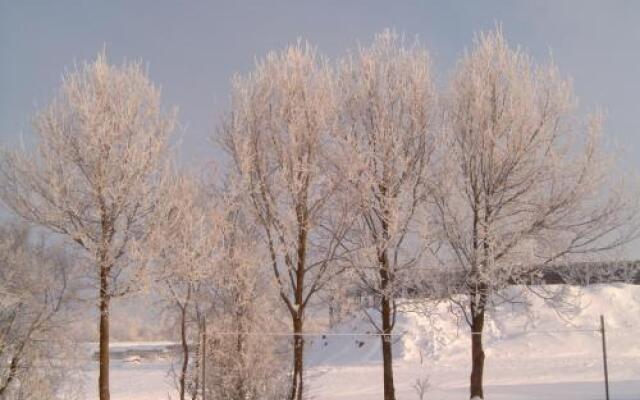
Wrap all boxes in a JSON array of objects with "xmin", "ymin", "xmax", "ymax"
[
  {"xmin": 2, "ymin": 1, "xmax": 640, "ymax": 166},
  {"xmin": 3, "ymin": 2, "xmax": 640, "ymax": 259}
]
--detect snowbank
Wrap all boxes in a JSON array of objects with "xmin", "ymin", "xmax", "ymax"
[
  {"xmin": 309, "ymin": 284, "xmax": 640, "ymax": 367},
  {"xmin": 307, "ymin": 284, "xmax": 640, "ymax": 399},
  {"xmin": 81, "ymin": 284, "xmax": 640, "ymax": 399}
]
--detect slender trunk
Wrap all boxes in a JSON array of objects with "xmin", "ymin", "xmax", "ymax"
[
  {"xmin": 469, "ymin": 199, "xmax": 491, "ymax": 400},
  {"xmin": 469, "ymin": 293, "xmax": 486, "ymax": 399},
  {"xmin": 97, "ymin": 198, "xmax": 114, "ymax": 400},
  {"xmin": 289, "ymin": 198, "xmax": 308, "ymax": 400},
  {"xmin": 201, "ymin": 317, "xmax": 207, "ymax": 400},
  {"xmin": 191, "ymin": 340, "xmax": 199, "ymax": 400},
  {"xmin": 289, "ymin": 316, "xmax": 304, "ymax": 400},
  {"xmin": 379, "ymin": 251, "xmax": 396, "ymax": 400},
  {"xmin": 235, "ymin": 306, "xmax": 246, "ymax": 399},
  {"xmin": 0, "ymin": 354, "xmax": 19, "ymax": 395},
  {"xmin": 380, "ymin": 295, "xmax": 395, "ymax": 400},
  {"xmin": 0, "ymin": 330, "xmax": 29, "ymax": 396},
  {"xmin": 377, "ymin": 188, "xmax": 396, "ymax": 400},
  {"xmin": 179, "ymin": 295, "xmax": 190, "ymax": 400},
  {"xmin": 99, "ymin": 263, "xmax": 110, "ymax": 400},
  {"xmin": 329, "ymin": 303, "xmax": 335, "ymax": 329}
]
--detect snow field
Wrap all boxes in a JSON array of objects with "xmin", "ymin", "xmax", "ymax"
[{"xmin": 83, "ymin": 284, "xmax": 640, "ymax": 399}]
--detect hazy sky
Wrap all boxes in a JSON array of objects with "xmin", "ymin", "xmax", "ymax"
[
  {"xmin": 2, "ymin": 1, "xmax": 640, "ymax": 258},
  {"xmin": 2, "ymin": 1, "xmax": 640, "ymax": 165}
]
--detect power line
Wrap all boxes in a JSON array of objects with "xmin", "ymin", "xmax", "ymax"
[
  {"xmin": 204, "ymin": 331, "xmax": 404, "ymax": 337},
  {"xmin": 201, "ymin": 327, "xmax": 622, "ymax": 337}
]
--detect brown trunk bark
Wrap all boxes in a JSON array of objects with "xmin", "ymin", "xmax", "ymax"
[
  {"xmin": 378, "ymin": 227, "xmax": 396, "ymax": 400},
  {"xmin": 201, "ymin": 317, "xmax": 207, "ymax": 400},
  {"xmin": 469, "ymin": 301, "xmax": 485, "ymax": 399},
  {"xmin": 235, "ymin": 307, "xmax": 246, "ymax": 399},
  {"xmin": 191, "ymin": 339, "xmax": 199, "ymax": 400},
  {"xmin": 0, "ymin": 329, "xmax": 28, "ymax": 396},
  {"xmin": 99, "ymin": 264, "xmax": 110, "ymax": 400},
  {"xmin": 179, "ymin": 297, "xmax": 190, "ymax": 400},
  {"xmin": 470, "ymin": 199, "xmax": 490, "ymax": 400},
  {"xmin": 0, "ymin": 354, "xmax": 19, "ymax": 395},
  {"xmin": 380, "ymin": 295, "xmax": 395, "ymax": 400},
  {"xmin": 289, "ymin": 316, "xmax": 304, "ymax": 400},
  {"xmin": 288, "ymin": 196, "xmax": 308, "ymax": 400}
]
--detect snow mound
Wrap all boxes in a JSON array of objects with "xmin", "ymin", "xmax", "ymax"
[{"xmin": 308, "ymin": 284, "xmax": 640, "ymax": 368}]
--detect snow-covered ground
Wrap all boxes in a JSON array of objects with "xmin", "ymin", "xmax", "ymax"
[{"xmin": 81, "ymin": 284, "xmax": 640, "ymax": 399}]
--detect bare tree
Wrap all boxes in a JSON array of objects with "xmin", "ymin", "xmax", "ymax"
[
  {"xmin": 334, "ymin": 30, "xmax": 437, "ymax": 400},
  {"xmin": 0, "ymin": 222, "xmax": 81, "ymax": 399},
  {"xmin": 220, "ymin": 42, "xmax": 349, "ymax": 400},
  {"xmin": 433, "ymin": 29, "xmax": 639, "ymax": 399},
  {"xmin": 0, "ymin": 52, "xmax": 175, "ymax": 400}
]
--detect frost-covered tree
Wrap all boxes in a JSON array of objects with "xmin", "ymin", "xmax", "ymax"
[
  {"xmin": 335, "ymin": 31, "xmax": 437, "ymax": 400},
  {"xmin": 203, "ymin": 196, "xmax": 289, "ymax": 400},
  {"xmin": 0, "ymin": 222, "xmax": 81, "ymax": 399},
  {"xmin": 147, "ymin": 173, "xmax": 221, "ymax": 400},
  {"xmin": 148, "ymin": 171, "xmax": 290, "ymax": 400},
  {"xmin": 220, "ymin": 43, "xmax": 349, "ymax": 400},
  {"xmin": 0, "ymin": 53, "xmax": 175, "ymax": 400},
  {"xmin": 433, "ymin": 29, "xmax": 638, "ymax": 399}
]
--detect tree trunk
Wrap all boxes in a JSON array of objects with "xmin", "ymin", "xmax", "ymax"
[
  {"xmin": 288, "ymin": 198, "xmax": 308, "ymax": 400},
  {"xmin": 235, "ymin": 307, "xmax": 246, "ymax": 400},
  {"xmin": 201, "ymin": 316, "xmax": 207, "ymax": 400},
  {"xmin": 378, "ymin": 185, "xmax": 397, "ymax": 400},
  {"xmin": 378, "ymin": 238, "xmax": 396, "ymax": 400},
  {"xmin": 470, "ymin": 205, "xmax": 490, "ymax": 400},
  {"xmin": 0, "ymin": 354, "xmax": 20, "ymax": 396},
  {"xmin": 289, "ymin": 316, "xmax": 304, "ymax": 400},
  {"xmin": 191, "ymin": 339, "xmax": 199, "ymax": 400},
  {"xmin": 0, "ymin": 332, "xmax": 29, "ymax": 396},
  {"xmin": 329, "ymin": 303, "xmax": 335, "ymax": 329},
  {"xmin": 469, "ymin": 300, "xmax": 486, "ymax": 399},
  {"xmin": 380, "ymin": 294, "xmax": 396, "ymax": 400},
  {"xmin": 99, "ymin": 264, "xmax": 110, "ymax": 400},
  {"xmin": 179, "ymin": 300, "xmax": 190, "ymax": 400}
]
